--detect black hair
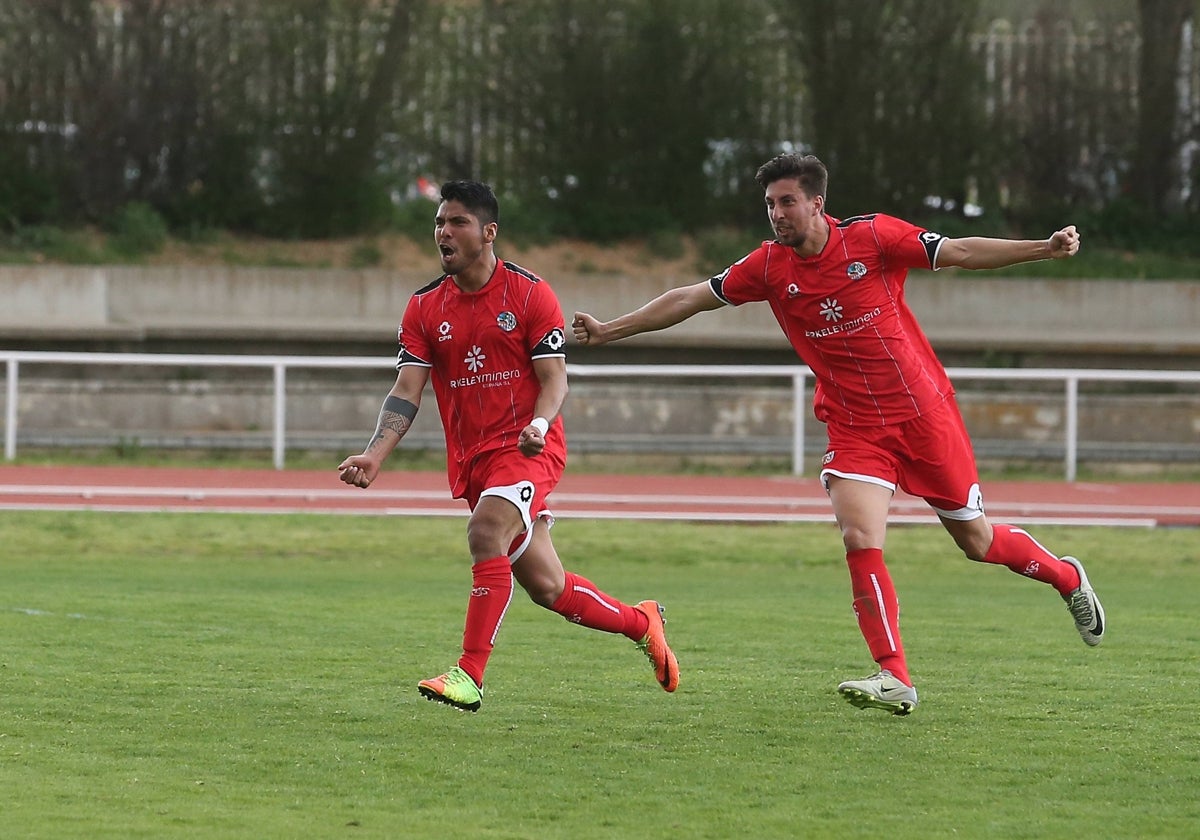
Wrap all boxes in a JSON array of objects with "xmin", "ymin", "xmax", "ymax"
[
  {"xmin": 754, "ymin": 154, "xmax": 828, "ymax": 199},
  {"xmin": 439, "ymin": 180, "xmax": 499, "ymax": 225}
]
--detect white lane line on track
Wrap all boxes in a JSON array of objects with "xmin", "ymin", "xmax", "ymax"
[
  {"xmin": 0, "ymin": 501, "xmax": 1159, "ymax": 527},
  {"xmin": 0, "ymin": 484, "xmax": 828, "ymax": 506},
  {"xmin": 0, "ymin": 484, "xmax": 1193, "ymax": 520}
]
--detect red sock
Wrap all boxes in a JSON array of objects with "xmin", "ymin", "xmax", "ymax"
[
  {"xmin": 456, "ymin": 555, "xmax": 514, "ymax": 688},
  {"xmin": 550, "ymin": 572, "xmax": 649, "ymax": 640},
  {"xmin": 846, "ymin": 548, "xmax": 910, "ymax": 686},
  {"xmin": 982, "ymin": 524, "xmax": 1080, "ymax": 596}
]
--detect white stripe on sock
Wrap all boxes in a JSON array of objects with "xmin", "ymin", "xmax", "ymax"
[
  {"xmin": 1007, "ymin": 526, "xmax": 1057, "ymax": 561},
  {"xmin": 489, "ymin": 584, "xmax": 515, "ymax": 646},
  {"xmin": 574, "ymin": 584, "xmax": 621, "ymax": 614},
  {"xmin": 870, "ymin": 573, "xmax": 897, "ymax": 652}
]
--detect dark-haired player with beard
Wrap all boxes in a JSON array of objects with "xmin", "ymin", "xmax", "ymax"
[
  {"xmin": 573, "ymin": 154, "xmax": 1103, "ymax": 716},
  {"xmin": 341, "ymin": 180, "xmax": 678, "ymax": 711}
]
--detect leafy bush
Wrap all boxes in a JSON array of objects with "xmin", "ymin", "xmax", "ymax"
[
  {"xmin": 108, "ymin": 202, "xmax": 169, "ymax": 258},
  {"xmin": 164, "ymin": 132, "xmax": 264, "ymax": 233},
  {"xmin": 494, "ymin": 194, "xmax": 562, "ymax": 247},
  {"xmin": 261, "ymin": 164, "xmax": 396, "ymax": 239},
  {"xmin": 0, "ymin": 143, "xmax": 59, "ymax": 228},
  {"xmin": 390, "ymin": 197, "xmax": 438, "ymax": 240},
  {"xmin": 348, "ymin": 241, "xmax": 384, "ymax": 268},
  {"xmin": 4, "ymin": 225, "xmax": 102, "ymax": 263},
  {"xmin": 1081, "ymin": 199, "xmax": 1200, "ymax": 257},
  {"xmin": 645, "ymin": 226, "xmax": 687, "ymax": 261},
  {"xmin": 693, "ymin": 226, "xmax": 766, "ymax": 273}
]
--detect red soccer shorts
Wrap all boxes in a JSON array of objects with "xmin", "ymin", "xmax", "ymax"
[
  {"xmin": 459, "ymin": 446, "xmax": 566, "ymax": 559},
  {"xmin": 819, "ymin": 396, "xmax": 985, "ymax": 520}
]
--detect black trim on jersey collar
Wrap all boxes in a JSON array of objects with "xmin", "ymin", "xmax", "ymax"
[
  {"xmin": 836, "ymin": 214, "xmax": 879, "ymax": 227},
  {"xmin": 503, "ymin": 260, "xmax": 544, "ymax": 283},
  {"xmin": 418, "ymin": 262, "xmax": 544, "ymax": 294},
  {"xmin": 414, "ymin": 275, "xmax": 451, "ymax": 296}
]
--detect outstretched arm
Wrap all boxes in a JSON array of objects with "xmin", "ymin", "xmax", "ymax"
[
  {"xmin": 572, "ymin": 281, "xmax": 724, "ymax": 346},
  {"xmin": 338, "ymin": 364, "xmax": 429, "ymax": 488},
  {"xmin": 935, "ymin": 225, "xmax": 1080, "ymax": 270}
]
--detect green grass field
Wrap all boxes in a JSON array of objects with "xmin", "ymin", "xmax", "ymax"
[{"xmin": 2, "ymin": 512, "xmax": 1198, "ymax": 839}]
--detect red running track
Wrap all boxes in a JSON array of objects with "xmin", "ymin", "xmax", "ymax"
[{"xmin": 1, "ymin": 464, "xmax": 1198, "ymax": 527}]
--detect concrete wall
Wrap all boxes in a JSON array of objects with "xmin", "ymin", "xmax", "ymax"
[
  {"xmin": 2, "ymin": 264, "xmax": 1198, "ymax": 356},
  {"xmin": 3, "ymin": 265, "xmax": 1198, "ymax": 466}
]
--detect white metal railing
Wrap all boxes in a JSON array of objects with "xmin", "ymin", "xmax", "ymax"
[
  {"xmin": 4, "ymin": 351, "xmax": 1200, "ymax": 479},
  {"xmin": 3, "ymin": 351, "xmax": 392, "ymax": 472}
]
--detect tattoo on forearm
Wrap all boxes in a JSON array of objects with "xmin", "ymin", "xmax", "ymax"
[
  {"xmin": 371, "ymin": 413, "xmax": 411, "ymax": 444},
  {"xmin": 370, "ymin": 396, "xmax": 418, "ymax": 445}
]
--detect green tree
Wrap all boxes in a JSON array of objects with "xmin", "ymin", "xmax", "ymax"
[
  {"xmin": 262, "ymin": 0, "xmax": 429, "ymax": 237},
  {"xmin": 782, "ymin": 0, "xmax": 987, "ymax": 219},
  {"xmin": 10, "ymin": 0, "xmax": 261, "ymax": 228},
  {"xmin": 1130, "ymin": 0, "xmax": 1194, "ymax": 214},
  {"xmin": 475, "ymin": 0, "xmax": 774, "ymax": 239}
]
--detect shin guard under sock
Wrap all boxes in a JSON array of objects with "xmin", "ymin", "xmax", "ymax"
[
  {"xmin": 983, "ymin": 524, "xmax": 1080, "ymax": 596},
  {"xmin": 846, "ymin": 548, "xmax": 911, "ymax": 686},
  {"xmin": 550, "ymin": 572, "xmax": 649, "ymax": 640},
  {"xmin": 457, "ymin": 555, "xmax": 514, "ymax": 688}
]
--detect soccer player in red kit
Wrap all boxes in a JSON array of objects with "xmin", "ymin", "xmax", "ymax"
[
  {"xmin": 572, "ymin": 154, "xmax": 1104, "ymax": 716},
  {"xmin": 340, "ymin": 180, "xmax": 678, "ymax": 712}
]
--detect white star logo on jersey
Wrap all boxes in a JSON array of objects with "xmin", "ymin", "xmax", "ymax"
[
  {"xmin": 820, "ymin": 298, "xmax": 843, "ymax": 322},
  {"xmin": 464, "ymin": 345, "xmax": 486, "ymax": 372}
]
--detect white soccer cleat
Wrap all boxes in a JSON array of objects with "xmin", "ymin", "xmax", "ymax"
[
  {"xmin": 1061, "ymin": 555, "xmax": 1105, "ymax": 646},
  {"xmin": 837, "ymin": 670, "xmax": 918, "ymax": 716}
]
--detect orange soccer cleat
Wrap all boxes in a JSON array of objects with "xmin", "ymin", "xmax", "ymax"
[{"xmin": 633, "ymin": 600, "xmax": 680, "ymax": 693}]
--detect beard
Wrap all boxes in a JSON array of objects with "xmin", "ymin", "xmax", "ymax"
[
  {"xmin": 775, "ymin": 227, "xmax": 807, "ymax": 248},
  {"xmin": 440, "ymin": 245, "xmax": 481, "ymax": 275}
]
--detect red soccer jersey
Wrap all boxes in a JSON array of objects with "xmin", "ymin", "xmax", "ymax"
[
  {"xmin": 711, "ymin": 213, "xmax": 953, "ymax": 427},
  {"xmin": 396, "ymin": 259, "xmax": 568, "ymax": 496}
]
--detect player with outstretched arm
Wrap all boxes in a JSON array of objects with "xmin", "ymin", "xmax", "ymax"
[
  {"xmin": 572, "ymin": 153, "xmax": 1104, "ymax": 716},
  {"xmin": 341, "ymin": 179, "xmax": 678, "ymax": 712}
]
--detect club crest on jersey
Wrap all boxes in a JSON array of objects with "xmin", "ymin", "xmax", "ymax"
[
  {"xmin": 847, "ymin": 261, "xmax": 867, "ymax": 280},
  {"xmin": 786, "ymin": 282, "xmax": 801, "ymax": 297},
  {"xmin": 438, "ymin": 320, "xmax": 454, "ymax": 342},
  {"xmin": 497, "ymin": 311, "xmax": 517, "ymax": 332}
]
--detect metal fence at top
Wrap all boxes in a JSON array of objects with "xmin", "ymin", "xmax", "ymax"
[{"xmin": 5, "ymin": 351, "xmax": 1200, "ymax": 481}]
